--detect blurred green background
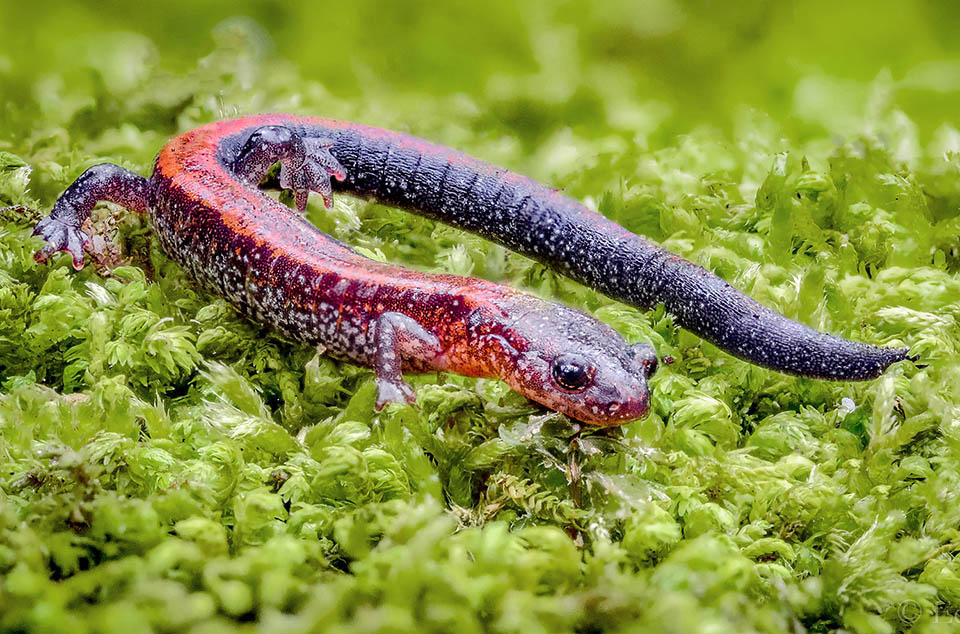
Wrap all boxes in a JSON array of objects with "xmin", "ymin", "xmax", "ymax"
[{"xmin": 3, "ymin": 0, "xmax": 960, "ymax": 140}]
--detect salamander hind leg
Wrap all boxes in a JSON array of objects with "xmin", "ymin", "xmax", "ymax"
[
  {"xmin": 372, "ymin": 312, "xmax": 444, "ymax": 410},
  {"xmin": 231, "ymin": 125, "xmax": 346, "ymax": 213},
  {"xmin": 33, "ymin": 163, "xmax": 151, "ymax": 269}
]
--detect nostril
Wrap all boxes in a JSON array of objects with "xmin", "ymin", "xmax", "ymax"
[
  {"xmin": 629, "ymin": 342, "xmax": 658, "ymax": 378},
  {"xmin": 642, "ymin": 356, "xmax": 658, "ymax": 379}
]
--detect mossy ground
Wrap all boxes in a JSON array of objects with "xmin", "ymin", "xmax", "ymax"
[{"xmin": 2, "ymin": 2, "xmax": 960, "ymax": 632}]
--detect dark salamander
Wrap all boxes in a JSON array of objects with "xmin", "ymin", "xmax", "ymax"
[{"xmin": 33, "ymin": 115, "xmax": 909, "ymax": 427}]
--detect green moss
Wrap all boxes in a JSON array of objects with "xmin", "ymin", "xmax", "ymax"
[{"xmin": 2, "ymin": 2, "xmax": 960, "ymax": 632}]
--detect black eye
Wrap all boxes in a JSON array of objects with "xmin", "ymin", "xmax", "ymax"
[{"xmin": 551, "ymin": 353, "xmax": 596, "ymax": 392}]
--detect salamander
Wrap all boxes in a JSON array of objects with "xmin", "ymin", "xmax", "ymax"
[
  {"xmin": 32, "ymin": 115, "xmax": 657, "ymax": 426},
  {"xmin": 33, "ymin": 115, "xmax": 910, "ymax": 423}
]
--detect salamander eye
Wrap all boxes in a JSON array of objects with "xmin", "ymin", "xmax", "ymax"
[{"xmin": 550, "ymin": 353, "xmax": 596, "ymax": 392}]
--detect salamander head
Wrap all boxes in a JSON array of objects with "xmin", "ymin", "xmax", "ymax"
[{"xmin": 485, "ymin": 305, "xmax": 657, "ymax": 426}]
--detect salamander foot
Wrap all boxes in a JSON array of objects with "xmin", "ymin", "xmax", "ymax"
[
  {"xmin": 33, "ymin": 205, "xmax": 89, "ymax": 269},
  {"xmin": 232, "ymin": 126, "xmax": 346, "ymax": 213},
  {"xmin": 281, "ymin": 137, "xmax": 345, "ymax": 212},
  {"xmin": 375, "ymin": 377, "xmax": 417, "ymax": 410}
]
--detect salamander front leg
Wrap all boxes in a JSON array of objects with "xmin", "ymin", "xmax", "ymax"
[
  {"xmin": 231, "ymin": 125, "xmax": 346, "ymax": 213},
  {"xmin": 33, "ymin": 164, "xmax": 151, "ymax": 269},
  {"xmin": 372, "ymin": 312, "xmax": 444, "ymax": 410}
]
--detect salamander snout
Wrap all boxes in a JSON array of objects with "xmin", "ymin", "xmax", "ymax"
[
  {"xmin": 548, "ymin": 348, "xmax": 654, "ymax": 426},
  {"xmin": 499, "ymin": 307, "xmax": 658, "ymax": 426}
]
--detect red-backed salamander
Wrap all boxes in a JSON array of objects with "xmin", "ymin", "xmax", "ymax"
[
  {"xmin": 33, "ymin": 115, "xmax": 911, "ymax": 423},
  {"xmin": 32, "ymin": 115, "xmax": 657, "ymax": 426}
]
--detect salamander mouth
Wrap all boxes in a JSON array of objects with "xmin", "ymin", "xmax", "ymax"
[
  {"xmin": 522, "ymin": 388, "xmax": 650, "ymax": 426},
  {"xmin": 581, "ymin": 398, "xmax": 650, "ymax": 426}
]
